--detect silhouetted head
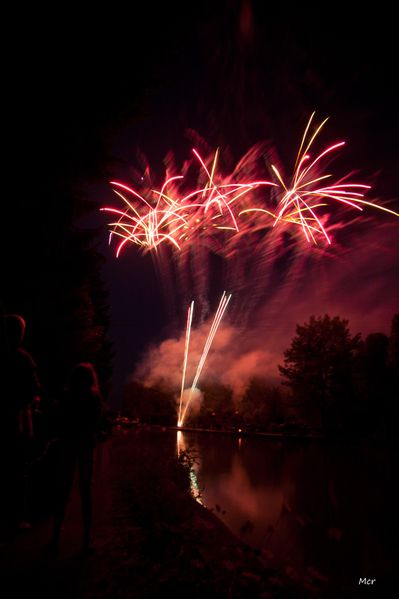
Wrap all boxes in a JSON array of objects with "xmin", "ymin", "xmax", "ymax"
[
  {"xmin": 67, "ymin": 362, "xmax": 100, "ymax": 396},
  {"xmin": 4, "ymin": 314, "xmax": 26, "ymax": 348}
]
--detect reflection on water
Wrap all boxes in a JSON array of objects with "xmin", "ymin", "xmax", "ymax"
[
  {"xmin": 176, "ymin": 430, "xmax": 203, "ymax": 504},
  {"xmin": 178, "ymin": 431, "xmax": 396, "ymax": 588},
  {"xmin": 176, "ymin": 430, "xmax": 186, "ymax": 455}
]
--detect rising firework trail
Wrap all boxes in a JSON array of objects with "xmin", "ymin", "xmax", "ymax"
[
  {"xmin": 177, "ymin": 300, "xmax": 194, "ymax": 426},
  {"xmin": 178, "ymin": 291, "xmax": 232, "ymax": 427}
]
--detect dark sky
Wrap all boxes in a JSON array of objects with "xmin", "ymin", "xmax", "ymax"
[{"xmin": 6, "ymin": 2, "xmax": 399, "ymax": 402}]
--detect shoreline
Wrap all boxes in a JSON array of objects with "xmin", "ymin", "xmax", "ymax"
[{"xmin": 117, "ymin": 421, "xmax": 393, "ymax": 445}]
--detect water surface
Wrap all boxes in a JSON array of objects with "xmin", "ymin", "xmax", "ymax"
[{"xmin": 176, "ymin": 430, "xmax": 396, "ymax": 590}]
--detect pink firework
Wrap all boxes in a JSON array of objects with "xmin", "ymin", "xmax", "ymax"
[
  {"xmin": 100, "ymin": 177, "xmax": 195, "ymax": 255},
  {"xmin": 241, "ymin": 112, "xmax": 398, "ymax": 244},
  {"xmin": 179, "ymin": 148, "xmax": 275, "ymax": 237},
  {"xmin": 101, "ymin": 117, "xmax": 398, "ymax": 256},
  {"xmin": 101, "ymin": 148, "xmax": 276, "ymax": 256}
]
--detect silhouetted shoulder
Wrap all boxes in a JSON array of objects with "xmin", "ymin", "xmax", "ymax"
[{"xmin": 3, "ymin": 347, "xmax": 40, "ymax": 407}]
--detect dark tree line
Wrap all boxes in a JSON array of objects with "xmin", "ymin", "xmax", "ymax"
[
  {"xmin": 2, "ymin": 50, "xmax": 131, "ymax": 398},
  {"xmin": 279, "ymin": 314, "xmax": 399, "ymax": 436},
  {"xmin": 122, "ymin": 381, "xmax": 176, "ymax": 426},
  {"xmin": 122, "ymin": 378, "xmax": 286, "ymax": 432},
  {"xmin": 2, "ymin": 19, "xmax": 166, "ymax": 398}
]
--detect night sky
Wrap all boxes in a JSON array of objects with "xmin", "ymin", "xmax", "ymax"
[{"xmin": 5, "ymin": 3, "xmax": 399, "ymax": 404}]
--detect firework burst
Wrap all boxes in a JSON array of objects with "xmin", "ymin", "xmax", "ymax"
[
  {"xmin": 102, "ymin": 115, "xmax": 398, "ymax": 256},
  {"xmin": 240, "ymin": 112, "xmax": 399, "ymax": 244},
  {"xmin": 101, "ymin": 148, "xmax": 276, "ymax": 256},
  {"xmin": 100, "ymin": 177, "xmax": 192, "ymax": 254}
]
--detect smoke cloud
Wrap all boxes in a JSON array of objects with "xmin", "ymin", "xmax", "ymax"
[{"xmin": 134, "ymin": 322, "xmax": 278, "ymax": 401}]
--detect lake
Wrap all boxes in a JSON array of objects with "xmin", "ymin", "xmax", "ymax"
[{"xmin": 175, "ymin": 429, "xmax": 396, "ymax": 591}]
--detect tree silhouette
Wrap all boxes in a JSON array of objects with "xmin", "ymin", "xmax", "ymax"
[
  {"xmin": 279, "ymin": 315, "xmax": 361, "ymax": 433},
  {"xmin": 386, "ymin": 314, "xmax": 399, "ymax": 436},
  {"xmin": 122, "ymin": 380, "xmax": 176, "ymax": 425},
  {"xmin": 388, "ymin": 314, "xmax": 399, "ymax": 373},
  {"xmin": 241, "ymin": 378, "xmax": 284, "ymax": 430}
]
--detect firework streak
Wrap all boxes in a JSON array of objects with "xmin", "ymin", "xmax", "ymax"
[
  {"xmin": 177, "ymin": 292, "xmax": 232, "ymax": 427},
  {"xmin": 177, "ymin": 300, "xmax": 194, "ymax": 426}
]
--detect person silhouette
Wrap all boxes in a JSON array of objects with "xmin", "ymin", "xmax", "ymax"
[
  {"xmin": 44, "ymin": 362, "xmax": 103, "ymax": 556},
  {"xmin": 0, "ymin": 313, "xmax": 41, "ymax": 538}
]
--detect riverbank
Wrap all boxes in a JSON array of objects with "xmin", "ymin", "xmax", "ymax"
[
  {"xmin": 0, "ymin": 429, "xmax": 324, "ymax": 598},
  {"xmin": 141, "ymin": 422, "xmax": 393, "ymax": 446},
  {"xmin": 172, "ymin": 425, "xmax": 324, "ymax": 441}
]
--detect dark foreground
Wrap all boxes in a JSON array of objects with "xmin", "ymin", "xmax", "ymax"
[{"xmin": 0, "ymin": 430, "xmax": 388, "ymax": 598}]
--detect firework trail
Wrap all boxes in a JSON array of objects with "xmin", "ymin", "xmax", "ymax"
[
  {"xmin": 178, "ymin": 291, "xmax": 232, "ymax": 427},
  {"xmin": 177, "ymin": 300, "xmax": 194, "ymax": 425}
]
